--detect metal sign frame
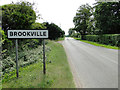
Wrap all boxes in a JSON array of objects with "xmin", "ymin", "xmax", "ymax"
[{"xmin": 7, "ymin": 30, "xmax": 48, "ymax": 39}]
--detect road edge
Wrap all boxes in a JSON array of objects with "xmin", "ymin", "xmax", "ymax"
[{"xmin": 61, "ymin": 41, "xmax": 83, "ymax": 88}]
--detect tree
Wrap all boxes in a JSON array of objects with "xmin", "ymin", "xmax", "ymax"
[
  {"xmin": 2, "ymin": 1, "xmax": 36, "ymax": 33},
  {"xmin": 94, "ymin": 2, "xmax": 120, "ymax": 34},
  {"xmin": 0, "ymin": 8, "xmax": 1, "ymax": 27},
  {"xmin": 44, "ymin": 22, "xmax": 65, "ymax": 40},
  {"xmin": 86, "ymin": 16, "xmax": 96, "ymax": 35},
  {"xmin": 31, "ymin": 22, "xmax": 46, "ymax": 30},
  {"xmin": 2, "ymin": 1, "xmax": 37, "ymax": 51},
  {"xmin": 73, "ymin": 4, "xmax": 92, "ymax": 39},
  {"xmin": 68, "ymin": 28, "xmax": 75, "ymax": 37}
]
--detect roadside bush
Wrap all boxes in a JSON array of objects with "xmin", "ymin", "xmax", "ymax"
[
  {"xmin": 1, "ymin": 1, "xmax": 48, "ymax": 75},
  {"xmin": 84, "ymin": 34, "xmax": 120, "ymax": 47},
  {"xmin": 2, "ymin": 40, "xmax": 51, "ymax": 74}
]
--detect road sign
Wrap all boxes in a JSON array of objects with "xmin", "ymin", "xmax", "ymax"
[
  {"xmin": 8, "ymin": 30, "xmax": 48, "ymax": 39},
  {"xmin": 7, "ymin": 30, "xmax": 48, "ymax": 78}
]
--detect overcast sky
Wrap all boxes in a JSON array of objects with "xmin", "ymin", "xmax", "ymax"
[{"xmin": 0, "ymin": 0, "xmax": 97, "ymax": 35}]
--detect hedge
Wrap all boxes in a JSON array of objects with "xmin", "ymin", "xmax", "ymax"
[{"xmin": 84, "ymin": 34, "xmax": 120, "ymax": 47}]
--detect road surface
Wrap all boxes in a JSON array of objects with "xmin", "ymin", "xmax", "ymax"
[{"xmin": 62, "ymin": 37, "xmax": 118, "ymax": 88}]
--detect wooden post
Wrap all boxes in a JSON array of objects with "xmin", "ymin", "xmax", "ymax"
[
  {"xmin": 15, "ymin": 39, "xmax": 19, "ymax": 78},
  {"xmin": 43, "ymin": 39, "xmax": 46, "ymax": 74}
]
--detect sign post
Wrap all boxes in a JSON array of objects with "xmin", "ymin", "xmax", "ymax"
[
  {"xmin": 43, "ymin": 39, "xmax": 46, "ymax": 74},
  {"xmin": 15, "ymin": 39, "xmax": 19, "ymax": 78},
  {"xmin": 8, "ymin": 30, "xmax": 48, "ymax": 77}
]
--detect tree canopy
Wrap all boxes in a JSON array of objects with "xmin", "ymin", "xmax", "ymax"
[
  {"xmin": 31, "ymin": 22, "xmax": 46, "ymax": 30},
  {"xmin": 71, "ymin": 2, "xmax": 120, "ymax": 38},
  {"xmin": 44, "ymin": 22, "xmax": 65, "ymax": 40},
  {"xmin": 2, "ymin": 1, "xmax": 36, "ymax": 32},
  {"xmin": 94, "ymin": 2, "xmax": 120, "ymax": 34},
  {"xmin": 73, "ymin": 4, "xmax": 92, "ymax": 35},
  {"xmin": 68, "ymin": 28, "xmax": 75, "ymax": 37}
]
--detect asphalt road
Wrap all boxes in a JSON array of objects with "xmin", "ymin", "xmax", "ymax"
[{"xmin": 62, "ymin": 37, "xmax": 118, "ymax": 88}]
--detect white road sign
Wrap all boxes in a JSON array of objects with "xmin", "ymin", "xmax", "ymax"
[{"xmin": 8, "ymin": 30, "xmax": 48, "ymax": 38}]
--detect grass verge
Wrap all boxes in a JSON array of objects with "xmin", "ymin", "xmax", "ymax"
[
  {"xmin": 74, "ymin": 38, "xmax": 119, "ymax": 50},
  {"xmin": 2, "ymin": 40, "xmax": 75, "ymax": 88},
  {"xmin": 55, "ymin": 37, "xmax": 65, "ymax": 41}
]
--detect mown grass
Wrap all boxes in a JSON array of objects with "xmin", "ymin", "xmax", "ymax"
[
  {"xmin": 45, "ymin": 40, "xmax": 75, "ymax": 88},
  {"xmin": 2, "ymin": 40, "xmax": 75, "ymax": 88},
  {"xmin": 74, "ymin": 38, "xmax": 119, "ymax": 50}
]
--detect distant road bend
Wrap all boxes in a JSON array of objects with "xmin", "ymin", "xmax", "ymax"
[{"xmin": 62, "ymin": 37, "xmax": 118, "ymax": 88}]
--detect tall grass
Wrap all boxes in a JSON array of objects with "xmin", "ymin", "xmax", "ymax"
[{"xmin": 2, "ymin": 40, "xmax": 75, "ymax": 88}]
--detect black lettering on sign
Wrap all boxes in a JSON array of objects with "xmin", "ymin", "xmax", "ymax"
[
  {"xmin": 23, "ymin": 32, "xmax": 26, "ymax": 36},
  {"xmin": 37, "ymin": 32, "xmax": 39, "ymax": 36},
  {"xmin": 10, "ymin": 32, "xmax": 13, "ymax": 36},
  {"xmin": 43, "ymin": 32, "xmax": 46, "ymax": 36},
  {"xmin": 18, "ymin": 32, "xmax": 22, "ymax": 36},
  {"xmin": 14, "ymin": 32, "xmax": 17, "ymax": 36},
  {"xmin": 40, "ymin": 32, "xmax": 42, "ymax": 36},
  {"xmin": 31, "ymin": 32, "xmax": 36, "ymax": 36},
  {"xmin": 27, "ymin": 32, "xmax": 30, "ymax": 36},
  {"xmin": 8, "ymin": 30, "xmax": 48, "ymax": 38}
]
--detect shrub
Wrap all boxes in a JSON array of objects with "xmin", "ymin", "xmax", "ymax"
[{"xmin": 84, "ymin": 34, "xmax": 120, "ymax": 47}]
